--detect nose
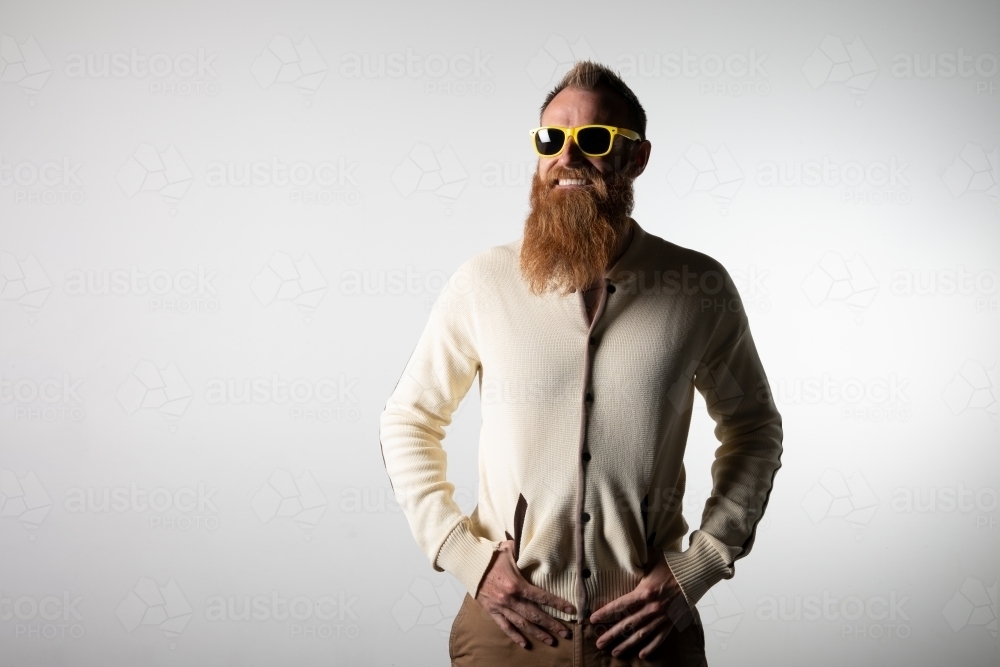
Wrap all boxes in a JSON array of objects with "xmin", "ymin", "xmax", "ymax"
[{"xmin": 554, "ymin": 135, "xmax": 586, "ymax": 169}]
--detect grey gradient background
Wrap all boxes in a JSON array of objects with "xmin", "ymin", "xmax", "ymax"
[{"xmin": 1, "ymin": 0, "xmax": 998, "ymax": 665}]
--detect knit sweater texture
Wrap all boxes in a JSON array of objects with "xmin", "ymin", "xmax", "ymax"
[{"xmin": 379, "ymin": 219, "xmax": 783, "ymax": 621}]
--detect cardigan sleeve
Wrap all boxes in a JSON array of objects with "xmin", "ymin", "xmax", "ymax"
[
  {"xmin": 378, "ymin": 262, "xmax": 501, "ymax": 599},
  {"xmin": 664, "ymin": 276, "xmax": 784, "ymax": 610}
]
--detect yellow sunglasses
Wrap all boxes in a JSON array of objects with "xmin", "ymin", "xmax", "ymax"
[{"xmin": 529, "ymin": 124, "xmax": 641, "ymax": 158}]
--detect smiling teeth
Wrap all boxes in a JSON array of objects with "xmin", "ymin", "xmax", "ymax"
[{"xmin": 558, "ymin": 179, "xmax": 587, "ymax": 185}]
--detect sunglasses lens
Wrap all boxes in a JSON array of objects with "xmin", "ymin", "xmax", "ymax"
[
  {"xmin": 535, "ymin": 128, "xmax": 565, "ymax": 156},
  {"xmin": 577, "ymin": 127, "xmax": 613, "ymax": 155}
]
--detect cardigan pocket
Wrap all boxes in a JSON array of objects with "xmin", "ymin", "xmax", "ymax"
[{"xmin": 503, "ymin": 493, "xmax": 528, "ymax": 562}]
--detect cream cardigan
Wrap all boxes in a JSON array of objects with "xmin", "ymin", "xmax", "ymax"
[{"xmin": 379, "ymin": 219, "xmax": 783, "ymax": 620}]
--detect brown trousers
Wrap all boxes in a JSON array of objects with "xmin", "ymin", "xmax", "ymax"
[{"xmin": 449, "ymin": 594, "xmax": 709, "ymax": 667}]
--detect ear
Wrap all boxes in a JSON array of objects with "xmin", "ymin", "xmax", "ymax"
[{"xmin": 628, "ymin": 140, "xmax": 652, "ymax": 178}]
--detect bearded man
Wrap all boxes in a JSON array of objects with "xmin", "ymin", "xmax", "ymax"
[{"xmin": 380, "ymin": 60, "xmax": 783, "ymax": 667}]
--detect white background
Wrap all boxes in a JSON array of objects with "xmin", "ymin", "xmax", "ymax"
[{"xmin": 1, "ymin": 0, "xmax": 998, "ymax": 665}]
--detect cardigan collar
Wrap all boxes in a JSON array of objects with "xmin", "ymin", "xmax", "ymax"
[{"xmin": 605, "ymin": 217, "xmax": 648, "ymax": 286}]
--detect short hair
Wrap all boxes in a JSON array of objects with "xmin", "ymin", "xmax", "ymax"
[{"xmin": 540, "ymin": 60, "xmax": 647, "ymax": 140}]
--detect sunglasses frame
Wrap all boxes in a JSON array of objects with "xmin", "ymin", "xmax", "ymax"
[{"xmin": 529, "ymin": 124, "xmax": 642, "ymax": 158}]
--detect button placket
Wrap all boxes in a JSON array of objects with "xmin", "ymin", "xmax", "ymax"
[{"xmin": 575, "ymin": 278, "xmax": 615, "ymax": 622}]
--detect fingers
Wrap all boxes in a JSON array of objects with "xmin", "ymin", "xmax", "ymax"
[
  {"xmin": 638, "ymin": 625, "xmax": 671, "ymax": 660},
  {"xmin": 610, "ymin": 616, "xmax": 666, "ymax": 657},
  {"xmin": 520, "ymin": 582, "xmax": 576, "ymax": 616},
  {"xmin": 497, "ymin": 607, "xmax": 555, "ymax": 647},
  {"xmin": 477, "ymin": 544, "xmax": 578, "ymax": 649},
  {"xmin": 594, "ymin": 602, "xmax": 659, "ymax": 651},
  {"xmin": 489, "ymin": 611, "xmax": 528, "ymax": 649},
  {"xmin": 589, "ymin": 588, "xmax": 641, "ymax": 624},
  {"xmin": 510, "ymin": 599, "xmax": 570, "ymax": 640}
]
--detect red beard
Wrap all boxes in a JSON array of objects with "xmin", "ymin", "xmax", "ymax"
[{"xmin": 519, "ymin": 164, "xmax": 634, "ymax": 296}]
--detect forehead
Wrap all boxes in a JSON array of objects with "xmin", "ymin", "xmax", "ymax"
[{"xmin": 540, "ymin": 85, "xmax": 631, "ymax": 127}]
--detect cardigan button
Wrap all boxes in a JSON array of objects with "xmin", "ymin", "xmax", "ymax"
[
  {"xmin": 581, "ymin": 512, "xmax": 591, "ymax": 523},
  {"xmin": 585, "ymin": 392, "xmax": 593, "ymax": 403},
  {"xmin": 589, "ymin": 336, "xmax": 597, "ymax": 345},
  {"xmin": 582, "ymin": 568, "xmax": 592, "ymax": 579},
  {"xmin": 582, "ymin": 451, "xmax": 591, "ymax": 462},
  {"xmin": 607, "ymin": 284, "xmax": 616, "ymax": 293}
]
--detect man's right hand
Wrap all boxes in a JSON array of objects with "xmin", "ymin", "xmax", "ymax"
[{"xmin": 474, "ymin": 539, "xmax": 577, "ymax": 649}]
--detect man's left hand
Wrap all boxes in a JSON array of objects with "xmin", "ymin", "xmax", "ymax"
[{"xmin": 588, "ymin": 548, "xmax": 694, "ymax": 660}]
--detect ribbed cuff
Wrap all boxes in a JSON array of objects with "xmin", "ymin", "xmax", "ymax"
[
  {"xmin": 662, "ymin": 530, "xmax": 734, "ymax": 609},
  {"xmin": 434, "ymin": 519, "xmax": 501, "ymax": 598}
]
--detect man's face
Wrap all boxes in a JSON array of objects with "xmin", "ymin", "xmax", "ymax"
[
  {"xmin": 519, "ymin": 86, "xmax": 652, "ymax": 296},
  {"xmin": 536, "ymin": 86, "xmax": 649, "ymax": 185}
]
